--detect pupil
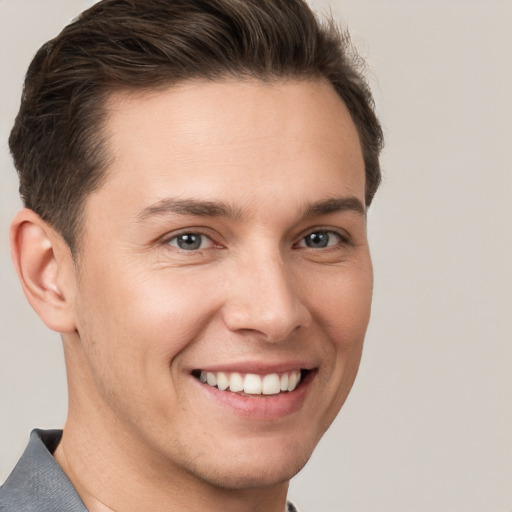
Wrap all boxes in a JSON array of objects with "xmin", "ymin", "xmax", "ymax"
[
  {"xmin": 306, "ymin": 232, "xmax": 328, "ymax": 248},
  {"xmin": 178, "ymin": 234, "xmax": 201, "ymax": 250}
]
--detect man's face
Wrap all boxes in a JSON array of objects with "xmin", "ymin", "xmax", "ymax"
[{"xmin": 66, "ymin": 80, "xmax": 372, "ymax": 489}]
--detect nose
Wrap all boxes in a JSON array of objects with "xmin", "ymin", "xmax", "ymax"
[{"xmin": 221, "ymin": 251, "xmax": 312, "ymax": 342}]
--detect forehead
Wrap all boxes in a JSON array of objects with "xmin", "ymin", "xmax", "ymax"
[{"xmin": 90, "ymin": 79, "xmax": 365, "ymax": 221}]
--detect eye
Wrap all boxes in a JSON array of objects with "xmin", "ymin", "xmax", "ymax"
[
  {"xmin": 167, "ymin": 233, "xmax": 214, "ymax": 251},
  {"xmin": 298, "ymin": 230, "xmax": 344, "ymax": 249}
]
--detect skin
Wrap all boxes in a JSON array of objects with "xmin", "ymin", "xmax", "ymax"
[{"xmin": 11, "ymin": 79, "xmax": 373, "ymax": 512}]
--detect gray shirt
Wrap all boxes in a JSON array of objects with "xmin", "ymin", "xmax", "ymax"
[{"xmin": 0, "ymin": 429, "xmax": 299, "ymax": 512}]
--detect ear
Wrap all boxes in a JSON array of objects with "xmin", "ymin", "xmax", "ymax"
[{"xmin": 10, "ymin": 208, "xmax": 77, "ymax": 333}]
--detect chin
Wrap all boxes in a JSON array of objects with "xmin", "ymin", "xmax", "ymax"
[
  {"xmin": 193, "ymin": 457, "xmax": 311, "ymax": 491},
  {"xmin": 185, "ymin": 437, "xmax": 317, "ymax": 491}
]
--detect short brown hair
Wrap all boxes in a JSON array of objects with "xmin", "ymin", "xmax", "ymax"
[{"xmin": 9, "ymin": 0, "xmax": 383, "ymax": 253}]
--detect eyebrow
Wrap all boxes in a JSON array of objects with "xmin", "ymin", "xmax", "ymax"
[
  {"xmin": 303, "ymin": 196, "xmax": 366, "ymax": 217},
  {"xmin": 137, "ymin": 197, "xmax": 243, "ymax": 221},
  {"xmin": 136, "ymin": 195, "xmax": 365, "ymax": 222}
]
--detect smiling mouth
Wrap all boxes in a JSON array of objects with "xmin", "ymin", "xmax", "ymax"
[{"xmin": 192, "ymin": 369, "xmax": 310, "ymax": 396}]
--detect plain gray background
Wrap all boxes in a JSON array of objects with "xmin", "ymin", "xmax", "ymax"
[{"xmin": 1, "ymin": 1, "xmax": 511, "ymax": 511}]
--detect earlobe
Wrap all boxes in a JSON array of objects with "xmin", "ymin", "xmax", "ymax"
[{"xmin": 10, "ymin": 208, "xmax": 77, "ymax": 333}]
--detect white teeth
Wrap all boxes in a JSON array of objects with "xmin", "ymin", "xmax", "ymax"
[
  {"xmin": 280, "ymin": 373, "xmax": 289, "ymax": 391},
  {"xmin": 262, "ymin": 373, "xmax": 281, "ymax": 395},
  {"xmin": 229, "ymin": 372, "xmax": 244, "ymax": 392},
  {"xmin": 206, "ymin": 372, "xmax": 217, "ymax": 387},
  {"xmin": 243, "ymin": 374, "xmax": 262, "ymax": 394},
  {"xmin": 198, "ymin": 369, "xmax": 303, "ymax": 395},
  {"xmin": 287, "ymin": 371, "xmax": 299, "ymax": 392},
  {"xmin": 216, "ymin": 371, "xmax": 229, "ymax": 391}
]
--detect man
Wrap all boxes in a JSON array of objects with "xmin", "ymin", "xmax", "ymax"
[{"xmin": 0, "ymin": 0, "xmax": 383, "ymax": 510}]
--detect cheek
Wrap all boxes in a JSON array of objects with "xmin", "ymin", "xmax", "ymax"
[
  {"xmin": 70, "ymin": 268, "xmax": 222, "ymax": 428},
  {"xmin": 74, "ymin": 265, "xmax": 222, "ymax": 372},
  {"xmin": 124, "ymin": 270, "xmax": 226, "ymax": 359},
  {"xmin": 309, "ymin": 264, "xmax": 372, "ymax": 426},
  {"xmin": 310, "ymin": 260, "xmax": 373, "ymax": 346}
]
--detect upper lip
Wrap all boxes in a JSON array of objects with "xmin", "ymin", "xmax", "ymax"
[{"xmin": 190, "ymin": 360, "xmax": 316, "ymax": 375}]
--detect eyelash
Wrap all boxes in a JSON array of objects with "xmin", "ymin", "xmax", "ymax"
[{"xmin": 163, "ymin": 228, "xmax": 351, "ymax": 253}]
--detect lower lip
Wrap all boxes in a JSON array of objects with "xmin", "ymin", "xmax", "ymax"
[{"xmin": 194, "ymin": 372, "xmax": 315, "ymax": 420}]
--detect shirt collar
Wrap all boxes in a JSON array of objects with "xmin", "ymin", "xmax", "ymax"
[{"xmin": 0, "ymin": 429, "xmax": 87, "ymax": 512}]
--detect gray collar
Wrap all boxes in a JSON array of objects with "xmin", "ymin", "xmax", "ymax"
[{"xmin": 0, "ymin": 429, "xmax": 87, "ymax": 511}]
